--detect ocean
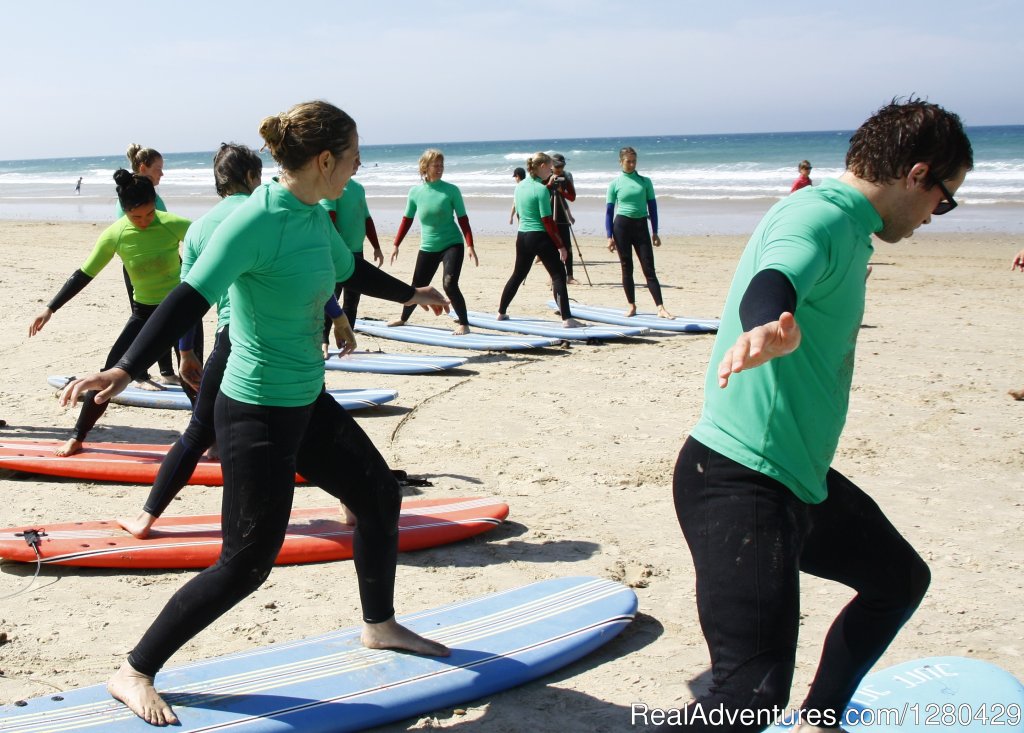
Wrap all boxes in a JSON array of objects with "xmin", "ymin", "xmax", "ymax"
[{"xmin": 1, "ymin": 126, "xmax": 1022, "ymax": 234}]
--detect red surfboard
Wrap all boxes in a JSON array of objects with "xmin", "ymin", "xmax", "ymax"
[{"xmin": 0, "ymin": 497, "xmax": 508, "ymax": 569}]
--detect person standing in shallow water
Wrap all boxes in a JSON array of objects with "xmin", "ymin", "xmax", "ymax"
[{"xmin": 61, "ymin": 100, "xmax": 450, "ymax": 726}]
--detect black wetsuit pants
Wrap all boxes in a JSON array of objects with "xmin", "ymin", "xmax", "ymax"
[
  {"xmin": 499, "ymin": 230, "xmax": 572, "ymax": 319},
  {"xmin": 399, "ymin": 244, "xmax": 469, "ymax": 325},
  {"xmin": 612, "ymin": 214, "xmax": 664, "ymax": 306},
  {"xmin": 124, "ymin": 266, "xmax": 176, "ymax": 377},
  {"xmin": 664, "ymin": 437, "xmax": 930, "ymax": 732},
  {"xmin": 322, "ymin": 252, "xmax": 364, "ymax": 343},
  {"xmin": 127, "ymin": 388, "xmax": 401, "ymax": 677}
]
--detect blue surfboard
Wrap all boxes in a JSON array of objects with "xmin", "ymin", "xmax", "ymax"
[
  {"xmin": 48, "ymin": 376, "xmax": 397, "ymax": 411},
  {"xmin": 354, "ymin": 319, "xmax": 561, "ymax": 351},
  {"xmin": 759, "ymin": 656, "xmax": 1024, "ymax": 731},
  {"xmin": 547, "ymin": 300, "xmax": 720, "ymax": 333},
  {"xmin": 0, "ymin": 576, "xmax": 637, "ymax": 732},
  {"xmin": 323, "ymin": 350, "xmax": 467, "ymax": 374},
  {"xmin": 456, "ymin": 310, "xmax": 649, "ymax": 341}
]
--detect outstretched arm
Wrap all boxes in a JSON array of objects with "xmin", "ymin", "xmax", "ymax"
[
  {"xmin": 29, "ymin": 269, "xmax": 93, "ymax": 336},
  {"xmin": 390, "ymin": 216, "xmax": 414, "ymax": 265}
]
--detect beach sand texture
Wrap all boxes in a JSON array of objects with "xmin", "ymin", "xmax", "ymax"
[{"xmin": 0, "ymin": 222, "xmax": 1022, "ymax": 731}]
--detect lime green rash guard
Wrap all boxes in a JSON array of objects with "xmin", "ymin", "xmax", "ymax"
[
  {"xmin": 606, "ymin": 171, "xmax": 655, "ymax": 218},
  {"xmin": 690, "ymin": 179, "xmax": 881, "ymax": 504},
  {"xmin": 514, "ymin": 176, "xmax": 553, "ymax": 233},
  {"xmin": 181, "ymin": 193, "xmax": 249, "ymax": 330},
  {"xmin": 403, "ymin": 179, "xmax": 467, "ymax": 252},
  {"xmin": 320, "ymin": 179, "xmax": 370, "ymax": 254},
  {"xmin": 114, "ymin": 192, "xmax": 166, "ymax": 219},
  {"xmin": 184, "ymin": 180, "xmax": 356, "ymax": 407},
  {"xmin": 80, "ymin": 210, "xmax": 191, "ymax": 305}
]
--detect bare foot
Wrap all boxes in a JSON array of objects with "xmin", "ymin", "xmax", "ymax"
[
  {"xmin": 55, "ymin": 438, "xmax": 83, "ymax": 457},
  {"xmin": 158, "ymin": 374, "xmax": 181, "ymax": 386},
  {"xmin": 107, "ymin": 660, "xmax": 178, "ymax": 726},
  {"xmin": 563, "ymin": 317, "xmax": 583, "ymax": 328},
  {"xmin": 362, "ymin": 617, "xmax": 450, "ymax": 657},
  {"xmin": 566, "ymin": 278, "xmax": 580, "ymax": 285},
  {"xmin": 624, "ymin": 304, "xmax": 637, "ymax": 317},
  {"xmin": 496, "ymin": 313, "xmax": 509, "ymax": 321},
  {"xmin": 657, "ymin": 305, "xmax": 675, "ymax": 320},
  {"xmin": 118, "ymin": 511, "xmax": 158, "ymax": 540},
  {"xmin": 133, "ymin": 379, "xmax": 165, "ymax": 392},
  {"xmin": 387, "ymin": 319, "xmax": 406, "ymax": 327},
  {"xmin": 1010, "ymin": 388, "xmax": 1024, "ymax": 401},
  {"xmin": 452, "ymin": 323, "xmax": 470, "ymax": 336},
  {"xmin": 340, "ymin": 503, "xmax": 357, "ymax": 525}
]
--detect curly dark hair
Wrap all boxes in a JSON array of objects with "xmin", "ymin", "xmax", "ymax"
[{"xmin": 846, "ymin": 97, "xmax": 973, "ymax": 186}]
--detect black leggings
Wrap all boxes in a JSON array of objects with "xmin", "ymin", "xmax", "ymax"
[
  {"xmin": 73, "ymin": 301, "xmax": 196, "ymax": 442},
  {"xmin": 141, "ymin": 325, "xmax": 231, "ymax": 517},
  {"xmin": 667, "ymin": 437, "xmax": 930, "ymax": 731},
  {"xmin": 124, "ymin": 266, "xmax": 176, "ymax": 377},
  {"xmin": 499, "ymin": 230, "xmax": 572, "ymax": 319},
  {"xmin": 556, "ymin": 220, "xmax": 573, "ymax": 279},
  {"xmin": 399, "ymin": 244, "xmax": 468, "ymax": 325},
  {"xmin": 322, "ymin": 252, "xmax": 364, "ymax": 343},
  {"xmin": 612, "ymin": 215, "xmax": 663, "ymax": 306},
  {"xmin": 127, "ymin": 388, "xmax": 401, "ymax": 677}
]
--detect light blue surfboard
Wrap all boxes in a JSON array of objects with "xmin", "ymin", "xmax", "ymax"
[
  {"xmin": 354, "ymin": 319, "xmax": 560, "ymax": 351},
  {"xmin": 0, "ymin": 576, "xmax": 637, "ymax": 732},
  {"xmin": 456, "ymin": 310, "xmax": 649, "ymax": 341},
  {"xmin": 323, "ymin": 350, "xmax": 467, "ymax": 374},
  {"xmin": 47, "ymin": 376, "xmax": 397, "ymax": 412},
  {"xmin": 759, "ymin": 656, "xmax": 1024, "ymax": 731},
  {"xmin": 547, "ymin": 300, "xmax": 720, "ymax": 333}
]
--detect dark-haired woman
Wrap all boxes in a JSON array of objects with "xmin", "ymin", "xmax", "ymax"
[
  {"xmin": 606, "ymin": 146, "xmax": 674, "ymax": 319},
  {"xmin": 29, "ymin": 169, "xmax": 191, "ymax": 457},
  {"xmin": 62, "ymin": 100, "xmax": 449, "ymax": 726}
]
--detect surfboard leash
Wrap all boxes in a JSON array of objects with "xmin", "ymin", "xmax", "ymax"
[{"xmin": 0, "ymin": 529, "xmax": 47, "ymax": 600}]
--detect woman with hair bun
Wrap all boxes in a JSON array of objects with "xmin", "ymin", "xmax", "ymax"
[
  {"xmin": 29, "ymin": 169, "xmax": 192, "ymax": 457},
  {"xmin": 497, "ymin": 151, "xmax": 581, "ymax": 327},
  {"xmin": 61, "ymin": 100, "xmax": 450, "ymax": 726}
]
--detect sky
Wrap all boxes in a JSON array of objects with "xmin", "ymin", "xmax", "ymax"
[{"xmin": 1, "ymin": 0, "xmax": 1022, "ymax": 161}]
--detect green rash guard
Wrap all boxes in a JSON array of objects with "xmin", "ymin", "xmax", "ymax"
[
  {"xmin": 514, "ymin": 176, "xmax": 553, "ymax": 233},
  {"xmin": 690, "ymin": 179, "xmax": 881, "ymax": 504},
  {"xmin": 403, "ymin": 179, "xmax": 467, "ymax": 252},
  {"xmin": 80, "ymin": 210, "xmax": 191, "ymax": 305},
  {"xmin": 320, "ymin": 179, "xmax": 370, "ymax": 254},
  {"xmin": 114, "ymin": 192, "xmax": 167, "ymax": 219},
  {"xmin": 181, "ymin": 193, "xmax": 249, "ymax": 330},
  {"xmin": 606, "ymin": 171, "xmax": 655, "ymax": 218},
  {"xmin": 184, "ymin": 180, "xmax": 356, "ymax": 407}
]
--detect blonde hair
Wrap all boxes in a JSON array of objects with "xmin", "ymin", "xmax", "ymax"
[
  {"xmin": 126, "ymin": 144, "xmax": 162, "ymax": 172},
  {"xmin": 418, "ymin": 149, "xmax": 444, "ymax": 179},
  {"xmin": 258, "ymin": 100, "xmax": 356, "ymax": 173},
  {"xmin": 619, "ymin": 146, "xmax": 638, "ymax": 161},
  {"xmin": 526, "ymin": 152, "xmax": 552, "ymax": 177}
]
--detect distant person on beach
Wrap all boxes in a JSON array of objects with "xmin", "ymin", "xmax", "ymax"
[
  {"xmin": 74, "ymin": 176, "xmax": 82, "ymax": 194},
  {"xmin": 661, "ymin": 98, "xmax": 972, "ymax": 732},
  {"xmin": 60, "ymin": 100, "xmax": 450, "ymax": 726},
  {"xmin": 548, "ymin": 153, "xmax": 580, "ymax": 285},
  {"xmin": 1010, "ymin": 249, "xmax": 1024, "ymax": 400},
  {"xmin": 498, "ymin": 152, "xmax": 581, "ymax": 328},
  {"xmin": 321, "ymin": 166, "xmax": 384, "ymax": 356},
  {"xmin": 29, "ymin": 169, "xmax": 192, "ymax": 457},
  {"xmin": 509, "ymin": 166, "xmax": 526, "ymax": 224},
  {"xmin": 606, "ymin": 146, "xmax": 674, "ymax": 319},
  {"xmin": 389, "ymin": 148, "xmax": 477, "ymax": 335},
  {"xmin": 790, "ymin": 159, "xmax": 813, "ymax": 193}
]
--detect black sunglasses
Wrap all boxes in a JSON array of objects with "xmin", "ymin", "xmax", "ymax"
[{"xmin": 931, "ymin": 178, "xmax": 957, "ymax": 216}]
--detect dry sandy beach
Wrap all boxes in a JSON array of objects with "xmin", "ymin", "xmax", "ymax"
[{"xmin": 0, "ymin": 219, "xmax": 1022, "ymax": 731}]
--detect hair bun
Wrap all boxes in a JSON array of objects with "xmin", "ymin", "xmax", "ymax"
[
  {"xmin": 258, "ymin": 115, "xmax": 286, "ymax": 149},
  {"xmin": 113, "ymin": 168, "xmax": 134, "ymax": 187}
]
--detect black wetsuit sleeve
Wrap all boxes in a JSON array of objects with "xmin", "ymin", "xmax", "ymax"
[
  {"xmin": 47, "ymin": 269, "xmax": 93, "ymax": 311},
  {"xmin": 343, "ymin": 257, "xmax": 415, "ymax": 303},
  {"xmin": 114, "ymin": 283, "xmax": 212, "ymax": 380},
  {"xmin": 739, "ymin": 268, "xmax": 797, "ymax": 331}
]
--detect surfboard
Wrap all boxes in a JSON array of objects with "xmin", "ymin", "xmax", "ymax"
[
  {"xmin": 757, "ymin": 656, "xmax": 1024, "ymax": 731},
  {"xmin": 47, "ymin": 376, "xmax": 397, "ymax": 411},
  {"xmin": 547, "ymin": 300, "xmax": 720, "ymax": 333},
  {"xmin": 323, "ymin": 349, "xmax": 467, "ymax": 374},
  {"xmin": 354, "ymin": 318, "xmax": 560, "ymax": 351},
  {"xmin": 456, "ymin": 310, "xmax": 649, "ymax": 341},
  {"xmin": 0, "ymin": 496, "xmax": 509, "ymax": 568},
  {"xmin": 0, "ymin": 576, "xmax": 637, "ymax": 732}
]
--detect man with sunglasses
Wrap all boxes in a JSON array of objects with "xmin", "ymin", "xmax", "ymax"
[{"xmin": 660, "ymin": 99, "xmax": 972, "ymax": 732}]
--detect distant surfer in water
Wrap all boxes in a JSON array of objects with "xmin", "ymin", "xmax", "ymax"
[
  {"xmin": 388, "ymin": 148, "xmax": 477, "ymax": 335},
  {"xmin": 660, "ymin": 98, "xmax": 972, "ymax": 732},
  {"xmin": 29, "ymin": 170, "xmax": 192, "ymax": 457},
  {"xmin": 606, "ymin": 146, "xmax": 674, "ymax": 320},
  {"xmin": 61, "ymin": 100, "xmax": 450, "ymax": 726}
]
